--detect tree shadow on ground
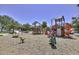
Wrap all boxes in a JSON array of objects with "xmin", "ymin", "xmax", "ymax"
[
  {"xmin": 56, "ymin": 36, "xmax": 76, "ymax": 40},
  {"xmin": 63, "ymin": 37, "xmax": 76, "ymax": 40},
  {"xmin": 12, "ymin": 36, "xmax": 19, "ymax": 38}
]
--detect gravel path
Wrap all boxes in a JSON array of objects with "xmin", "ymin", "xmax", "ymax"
[{"xmin": 0, "ymin": 33, "xmax": 79, "ymax": 55}]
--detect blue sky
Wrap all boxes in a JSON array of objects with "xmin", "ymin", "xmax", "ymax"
[{"xmin": 0, "ymin": 4, "xmax": 79, "ymax": 26}]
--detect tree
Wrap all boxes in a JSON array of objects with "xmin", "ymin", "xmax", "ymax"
[
  {"xmin": 0, "ymin": 15, "xmax": 20, "ymax": 33},
  {"xmin": 42, "ymin": 21, "xmax": 47, "ymax": 28},
  {"xmin": 0, "ymin": 15, "xmax": 6, "ymax": 32},
  {"xmin": 41, "ymin": 21, "xmax": 47, "ymax": 34},
  {"xmin": 22, "ymin": 23, "xmax": 31, "ymax": 31},
  {"xmin": 72, "ymin": 17, "xmax": 79, "ymax": 32}
]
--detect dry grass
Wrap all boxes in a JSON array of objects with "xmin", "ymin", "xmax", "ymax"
[{"xmin": 0, "ymin": 33, "xmax": 79, "ymax": 55}]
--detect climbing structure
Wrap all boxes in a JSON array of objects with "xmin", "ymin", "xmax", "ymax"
[
  {"xmin": 64, "ymin": 23, "xmax": 73, "ymax": 37},
  {"xmin": 51, "ymin": 16, "xmax": 73, "ymax": 37},
  {"xmin": 32, "ymin": 21, "xmax": 42, "ymax": 34},
  {"xmin": 55, "ymin": 16, "xmax": 65, "ymax": 36}
]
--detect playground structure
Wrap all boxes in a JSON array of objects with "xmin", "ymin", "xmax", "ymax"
[
  {"xmin": 51, "ymin": 16, "xmax": 73, "ymax": 37},
  {"xmin": 64, "ymin": 23, "xmax": 73, "ymax": 37},
  {"xmin": 31, "ymin": 16, "xmax": 73, "ymax": 36},
  {"xmin": 32, "ymin": 21, "xmax": 42, "ymax": 34}
]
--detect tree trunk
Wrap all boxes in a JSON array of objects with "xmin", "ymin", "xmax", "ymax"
[
  {"xmin": 1, "ymin": 27, "xmax": 3, "ymax": 32},
  {"xmin": 12, "ymin": 28, "xmax": 14, "ymax": 33}
]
